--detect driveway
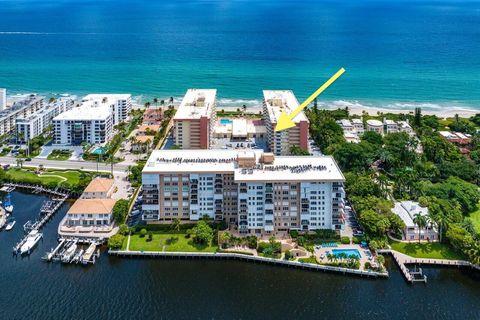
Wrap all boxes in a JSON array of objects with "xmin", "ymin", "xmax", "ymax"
[{"xmin": 37, "ymin": 146, "xmax": 85, "ymax": 161}]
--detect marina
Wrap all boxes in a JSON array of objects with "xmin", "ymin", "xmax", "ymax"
[{"xmin": 6, "ymin": 183, "xmax": 69, "ymax": 255}]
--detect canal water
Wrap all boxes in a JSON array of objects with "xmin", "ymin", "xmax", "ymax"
[{"xmin": 0, "ymin": 191, "xmax": 479, "ymax": 319}]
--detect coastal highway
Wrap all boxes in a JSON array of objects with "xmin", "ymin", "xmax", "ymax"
[{"xmin": 0, "ymin": 156, "xmax": 130, "ymax": 174}]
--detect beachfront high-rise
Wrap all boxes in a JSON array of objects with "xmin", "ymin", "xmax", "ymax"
[
  {"xmin": 173, "ymin": 89, "xmax": 217, "ymax": 149},
  {"xmin": 262, "ymin": 90, "xmax": 309, "ymax": 155},
  {"xmin": 141, "ymin": 149, "xmax": 345, "ymax": 235},
  {"xmin": 52, "ymin": 94, "xmax": 132, "ymax": 145}
]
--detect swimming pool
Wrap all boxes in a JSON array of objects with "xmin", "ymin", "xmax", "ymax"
[
  {"xmin": 219, "ymin": 118, "xmax": 233, "ymax": 125},
  {"xmin": 331, "ymin": 249, "xmax": 361, "ymax": 259}
]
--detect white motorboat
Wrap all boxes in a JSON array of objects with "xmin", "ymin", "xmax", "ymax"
[
  {"xmin": 0, "ymin": 213, "xmax": 6, "ymax": 229},
  {"xmin": 5, "ymin": 220, "xmax": 16, "ymax": 231},
  {"xmin": 61, "ymin": 243, "xmax": 77, "ymax": 263},
  {"xmin": 20, "ymin": 230, "xmax": 43, "ymax": 255}
]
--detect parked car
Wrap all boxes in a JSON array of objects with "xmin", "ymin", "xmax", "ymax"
[{"xmin": 25, "ymin": 158, "xmax": 32, "ymax": 161}]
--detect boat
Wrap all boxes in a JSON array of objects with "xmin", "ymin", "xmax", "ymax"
[
  {"xmin": 82, "ymin": 243, "xmax": 97, "ymax": 264},
  {"xmin": 0, "ymin": 210, "xmax": 6, "ymax": 229},
  {"xmin": 20, "ymin": 230, "xmax": 43, "ymax": 255},
  {"xmin": 5, "ymin": 220, "xmax": 16, "ymax": 231},
  {"xmin": 61, "ymin": 243, "xmax": 77, "ymax": 263},
  {"xmin": 3, "ymin": 194, "xmax": 13, "ymax": 214}
]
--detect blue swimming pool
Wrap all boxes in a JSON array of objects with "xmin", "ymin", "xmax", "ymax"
[
  {"xmin": 331, "ymin": 249, "xmax": 361, "ymax": 259},
  {"xmin": 219, "ymin": 118, "xmax": 233, "ymax": 125}
]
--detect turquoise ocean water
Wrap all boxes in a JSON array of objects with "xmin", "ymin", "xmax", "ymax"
[{"xmin": 0, "ymin": 0, "xmax": 479, "ymax": 111}]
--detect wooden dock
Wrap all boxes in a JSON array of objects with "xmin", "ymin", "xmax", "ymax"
[
  {"xmin": 377, "ymin": 249, "xmax": 475, "ymax": 283},
  {"xmin": 109, "ymin": 250, "xmax": 389, "ymax": 279},
  {"xmin": 9, "ymin": 183, "xmax": 69, "ymax": 255}
]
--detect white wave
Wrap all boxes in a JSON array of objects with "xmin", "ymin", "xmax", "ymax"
[{"xmin": 0, "ymin": 32, "xmax": 52, "ymax": 35}]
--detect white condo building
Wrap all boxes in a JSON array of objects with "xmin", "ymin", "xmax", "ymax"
[
  {"xmin": 52, "ymin": 94, "xmax": 131, "ymax": 145},
  {"xmin": 0, "ymin": 88, "xmax": 6, "ymax": 111},
  {"xmin": 141, "ymin": 149, "xmax": 346, "ymax": 235},
  {"xmin": 16, "ymin": 97, "xmax": 74, "ymax": 143}
]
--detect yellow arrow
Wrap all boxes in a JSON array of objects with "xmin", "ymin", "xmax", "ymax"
[{"xmin": 275, "ymin": 67, "xmax": 346, "ymax": 132}]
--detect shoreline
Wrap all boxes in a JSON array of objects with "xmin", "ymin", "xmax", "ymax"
[
  {"xmin": 215, "ymin": 105, "xmax": 478, "ymax": 119},
  {"xmin": 6, "ymin": 91, "xmax": 479, "ymax": 118}
]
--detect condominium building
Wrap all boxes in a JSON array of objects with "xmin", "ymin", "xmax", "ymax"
[
  {"xmin": 59, "ymin": 177, "xmax": 118, "ymax": 239},
  {"xmin": 0, "ymin": 95, "xmax": 44, "ymax": 136},
  {"xmin": 141, "ymin": 149, "xmax": 346, "ymax": 235},
  {"xmin": 52, "ymin": 94, "xmax": 131, "ymax": 145},
  {"xmin": 0, "ymin": 88, "xmax": 6, "ymax": 111},
  {"xmin": 173, "ymin": 89, "xmax": 217, "ymax": 149},
  {"xmin": 262, "ymin": 90, "xmax": 309, "ymax": 155},
  {"xmin": 81, "ymin": 94, "xmax": 132, "ymax": 125},
  {"xmin": 15, "ymin": 97, "xmax": 74, "ymax": 143}
]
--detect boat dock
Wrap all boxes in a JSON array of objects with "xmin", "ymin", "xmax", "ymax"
[
  {"xmin": 9, "ymin": 183, "xmax": 69, "ymax": 255},
  {"xmin": 108, "ymin": 250, "xmax": 389, "ymax": 279},
  {"xmin": 44, "ymin": 238, "xmax": 100, "ymax": 265},
  {"xmin": 0, "ymin": 185, "xmax": 16, "ymax": 193},
  {"xmin": 378, "ymin": 249, "xmax": 474, "ymax": 283}
]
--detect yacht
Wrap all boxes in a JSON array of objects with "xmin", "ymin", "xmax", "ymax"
[
  {"xmin": 61, "ymin": 243, "xmax": 77, "ymax": 263},
  {"xmin": 5, "ymin": 220, "xmax": 16, "ymax": 231},
  {"xmin": 20, "ymin": 230, "xmax": 43, "ymax": 255}
]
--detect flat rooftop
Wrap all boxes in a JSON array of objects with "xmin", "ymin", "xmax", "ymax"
[
  {"xmin": 53, "ymin": 104, "xmax": 111, "ymax": 121},
  {"xmin": 82, "ymin": 94, "xmax": 131, "ymax": 103},
  {"xmin": 174, "ymin": 89, "xmax": 216, "ymax": 120},
  {"xmin": 143, "ymin": 149, "xmax": 344, "ymax": 182},
  {"xmin": 263, "ymin": 90, "xmax": 308, "ymax": 124}
]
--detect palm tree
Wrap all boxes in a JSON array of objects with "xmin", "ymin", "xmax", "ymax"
[
  {"xmin": 413, "ymin": 213, "xmax": 427, "ymax": 243},
  {"xmin": 153, "ymin": 98, "xmax": 158, "ymax": 108},
  {"xmin": 16, "ymin": 158, "xmax": 24, "ymax": 168},
  {"xmin": 377, "ymin": 174, "xmax": 390, "ymax": 198},
  {"xmin": 429, "ymin": 212, "xmax": 448, "ymax": 243},
  {"xmin": 242, "ymin": 104, "xmax": 247, "ymax": 115},
  {"xmin": 169, "ymin": 96, "xmax": 174, "ymax": 107},
  {"xmin": 144, "ymin": 101, "xmax": 151, "ymax": 109},
  {"xmin": 171, "ymin": 217, "xmax": 181, "ymax": 232}
]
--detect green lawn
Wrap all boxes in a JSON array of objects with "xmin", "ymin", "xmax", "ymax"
[
  {"xmin": 6, "ymin": 168, "xmax": 93, "ymax": 188},
  {"xmin": 468, "ymin": 206, "xmax": 480, "ymax": 234},
  {"xmin": 126, "ymin": 232, "xmax": 218, "ymax": 253},
  {"xmin": 47, "ymin": 150, "xmax": 72, "ymax": 161},
  {"xmin": 390, "ymin": 240, "xmax": 465, "ymax": 260}
]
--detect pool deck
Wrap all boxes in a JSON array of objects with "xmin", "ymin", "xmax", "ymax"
[{"xmin": 314, "ymin": 244, "xmax": 376, "ymax": 269}]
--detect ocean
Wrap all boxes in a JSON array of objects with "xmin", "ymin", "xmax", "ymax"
[
  {"xmin": 0, "ymin": 0, "xmax": 479, "ymax": 112},
  {"xmin": 0, "ymin": 190, "xmax": 479, "ymax": 319}
]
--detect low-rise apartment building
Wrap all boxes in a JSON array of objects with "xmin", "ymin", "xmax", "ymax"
[
  {"xmin": 81, "ymin": 178, "xmax": 115, "ymax": 199},
  {"xmin": 15, "ymin": 97, "xmax": 74, "ymax": 143},
  {"xmin": 0, "ymin": 95, "xmax": 44, "ymax": 136},
  {"xmin": 141, "ymin": 149, "xmax": 346, "ymax": 235},
  {"xmin": 173, "ymin": 89, "xmax": 217, "ymax": 149},
  {"xmin": 59, "ymin": 177, "xmax": 117, "ymax": 239},
  {"xmin": 262, "ymin": 90, "xmax": 309, "ymax": 155}
]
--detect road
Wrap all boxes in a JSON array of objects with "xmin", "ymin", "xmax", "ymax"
[{"xmin": 0, "ymin": 156, "xmax": 130, "ymax": 174}]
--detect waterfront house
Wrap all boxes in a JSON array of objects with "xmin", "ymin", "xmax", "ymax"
[{"xmin": 392, "ymin": 201, "xmax": 438, "ymax": 241}]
